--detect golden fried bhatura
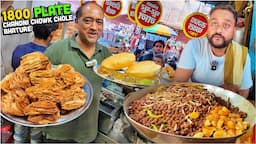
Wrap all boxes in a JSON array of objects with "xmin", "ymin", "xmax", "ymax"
[
  {"xmin": 101, "ymin": 52, "xmax": 135, "ymax": 70},
  {"xmin": 126, "ymin": 61, "xmax": 161, "ymax": 78}
]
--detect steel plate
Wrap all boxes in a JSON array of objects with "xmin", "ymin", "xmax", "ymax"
[
  {"xmin": 1, "ymin": 80, "xmax": 93, "ymax": 128},
  {"xmin": 93, "ymin": 65, "xmax": 160, "ymax": 88}
]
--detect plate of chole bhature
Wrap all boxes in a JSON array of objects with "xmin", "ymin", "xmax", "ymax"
[{"xmin": 94, "ymin": 52, "xmax": 162, "ymax": 87}]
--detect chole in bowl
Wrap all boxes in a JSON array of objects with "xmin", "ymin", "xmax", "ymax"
[{"xmin": 123, "ymin": 82, "xmax": 255, "ymax": 143}]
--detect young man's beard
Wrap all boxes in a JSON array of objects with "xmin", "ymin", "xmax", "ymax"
[{"xmin": 207, "ymin": 33, "xmax": 232, "ymax": 49}]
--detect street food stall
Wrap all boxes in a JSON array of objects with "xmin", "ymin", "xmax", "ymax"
[{"xmin": 1, "ymin": 0, "xmax": 255, "ymax": 143}]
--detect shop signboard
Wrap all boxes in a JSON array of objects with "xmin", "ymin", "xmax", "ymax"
[
  {"xmin": 127, "ymin": 1, "xmax": 137, "ymax": 24},
  {"xmin": 134, "ymin": 1, "xmax": 162, "ymax": 28},
  {"xmin": 182, "ymin": 12, "xmax": 208, "ymax": 39},
  {"xmin": 102, "ymin": 0, "xmax": 122, "ymax": 18}
]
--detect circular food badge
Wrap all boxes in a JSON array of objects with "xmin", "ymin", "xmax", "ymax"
[
  {"xmin": 102, "ymin": 0, "xmax": 122, "ymax": 18},
  {"xmin": 134, "ymin": 1, "xmax": 162, "ymax": 28},
  {"xmin": 127, "ymin": 1, "xmax": 137, "ymax": 23},
  {"xmin": 183, "ymin": 12, "xmax": 208, "ymax": 39}
]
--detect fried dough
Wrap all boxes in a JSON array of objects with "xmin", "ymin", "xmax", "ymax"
[
  {"xmin": 126, "ymin": 61, "xmax": 161, "ymax": 78},
  {"xmin": 101, "ymin": 52, "xmax": 135, "ymax": 70},
  {"xmin": 55, "ymin": 64, "xmax": 74, "ymax": 73},
  {"xmin": 25, "ymin": 85, "xmax": 62, "ymax": 103},
  {"xmin": 24, "ymin": 101, "xmax": 59, "ymax": 115},
  {"xmin": 60, "ymin": 87, "xmax": 86, "ymax": 110},
  {"xmin": 0, "ymin": 53, "xmax": 87, "ymax": 124},
  {"xmin": 29, "ymin": 70, "xmax": 56, "ymax": 85},
  {"xmin": 16, "ymin": 52, "xmax": 51, "ymax": 74},
  {"xmin": 27, "ymin": 112, "xmax": 60, "ymax": 124},
  {"xmin": 1, "ymin": 92, "xmax": 25, "ymax": 116},
  {"xmin": 1, "ymin": 72, "xmax": 31, "ymax": 92}
]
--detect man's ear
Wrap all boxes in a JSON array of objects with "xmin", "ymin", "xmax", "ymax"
[{"xmin": 47, "ymin": 31, "xmax": 55, "ymax": 43}]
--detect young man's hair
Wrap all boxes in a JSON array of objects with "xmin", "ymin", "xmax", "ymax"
[
  {"xmin": 153, "ymin": 40, "xmax": 165, "ymax": 47},
  {"xmin": 154, "ymin": 53, "xmax": 165, "ymax": 65},
  {"xmin": 210, "ymin": 4, "xmax": 237, "ymax": 24},
  {"xmin": 134, "ymin": 48, "xmax": 144, "ymax": 55},
  {"xmin": 33, "ymin": 23, "xmax": 58, "ymax": 40},
  {"xmin": 75, "ymin": 1, "xmax": 104, "ymax": 19},
  {"xmin": 154, "ymin": 53, "xmax": 164, "ymax": 60},
  {"xmin": 140, "ymin": 31, "xmax": 146, "ymax": 35}
]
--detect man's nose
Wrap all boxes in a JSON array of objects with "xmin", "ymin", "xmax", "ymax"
[
  {"xmin": 90, "ymin": 21, "xmax": 97, "ymax": 29},
  {"xmin": 216, "ymin": 25, "xmax": 223, "ymax": 33}
]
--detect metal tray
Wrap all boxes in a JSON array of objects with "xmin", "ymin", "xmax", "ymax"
[
  {"xmin": 93, "ymin": 65, "xmax": 160, "ymax": 88},
  {"xmin": 1, "ymin": 81, "xmax": 93, "ymax": 128},
  {"xmin": 123, "ymin": 82, "xmax": 256, "ymax": 143}
]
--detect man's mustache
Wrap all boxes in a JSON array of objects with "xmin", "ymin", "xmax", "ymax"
[{"xmin": 211, "ymin": 33, "xmax": 225, "ymax": 39}]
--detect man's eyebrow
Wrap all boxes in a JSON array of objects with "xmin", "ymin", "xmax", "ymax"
[
  {"xmin": 83, "ymin": 17, "xmax": 93, "ymax": 19},
  {"xmin": 210, "ymin": 17, "xmax": 233, "ymax": 23},
  {"xmin": 223, "ymin": 19, "xmax": 233, "ymax": 23},
  {"xmin": 209, "ymin": 18, "xmax": 217, "ymax": 21},
  {"xmin": 83, "ymin": 17, "xmax": 103, "ymax": 20}
]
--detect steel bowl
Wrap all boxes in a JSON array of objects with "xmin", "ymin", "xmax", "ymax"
[{"xmin": 123, "ymin": 83, "xmax": 256, "ymax": 143}]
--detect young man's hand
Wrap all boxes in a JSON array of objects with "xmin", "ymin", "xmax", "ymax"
[
  {"xmin": 221, "ymin": 83, "xmax": 239, "ymax": 93},
  {"xmin": 220, "ymin": 83, "xmax": 249, "ymax": 98}
]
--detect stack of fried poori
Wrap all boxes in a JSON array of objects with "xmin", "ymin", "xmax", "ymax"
[{"xmin": 1, "ymin": 52, "xmax": 86, "ymax": 124}]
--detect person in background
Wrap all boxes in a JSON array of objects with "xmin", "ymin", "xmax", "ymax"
[
  {"xmin": 174, "ymin": 5, "xmax": 252, "ymax": 98},
  {"xmin": 164, "ymin": 34, "xmax": 184, "ymax": 70},
  {"xmin": 10, "ymin": 23, "xmax": 58, "ymax": 143},
  {"xmin": 43, "ymin": 2, "xmax": 112, "ymax": 143},
  {"xmin": 129, "ymin": 33, "xmax": 140, "ymax": 52},
  {"xmin": 154, "ymin": 53, "xmax": 165, "ymax": 67},
  {"xmin": 136, "ymin": 31, "xmax": 147, "ymax": 51},
  {"xmin": 134, "ymin": 48, "xmax": 144, "ymax": 61},
  {"xmin": 234, "ymin": 1, "xmax": 253, "ymax": 47},
  {"xmin": 138, "ymin": 40, "xmax": 164, "ymax": 61},
  {"xmin": 119, "ymin": 38, "xmax": 126, "ymax": 52},
  {"xmin": 163, "ymin": 34, "xmax": 178, "ymax": 54},
  {"xmin": 248, "ymin": 38, "xmax": 255, "ymax": 102},
  {"xmin": 166, "ymin": 55, "xmax": 178, "ymax": 70},
  {"xmin": 12, "ymin": 23, "xmax": 58, "ymax": 70}
]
